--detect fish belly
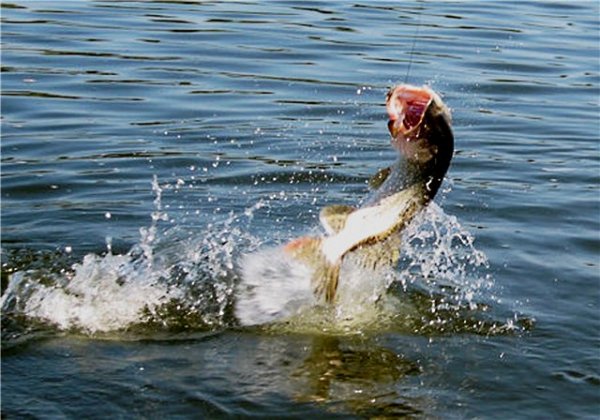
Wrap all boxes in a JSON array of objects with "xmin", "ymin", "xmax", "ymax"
[{"xmin": 320, "ymin": 186, "xmax": 420, "ymax": 263}]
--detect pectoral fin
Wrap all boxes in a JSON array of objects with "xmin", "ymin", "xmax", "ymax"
[
  {"xmin": 319, "ymin": 205, "xmax": 355, "ymax": 235},
  {"xmin": 368, "ymin": 166, "xmax": 392, "ymax": 189}
]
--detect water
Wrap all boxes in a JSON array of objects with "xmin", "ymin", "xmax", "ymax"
[{"xmin": 2, "ymin": 1, "xmax": 598, "ymax": 418}]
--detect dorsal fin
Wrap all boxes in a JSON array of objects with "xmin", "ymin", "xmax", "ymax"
[
  {"xmin": 319, "ymin": 204, "xmax": 355, "ymax": 235},
  {"xmin": 368, "ymin": 166, "xmax": 392, "ymax": 190}
]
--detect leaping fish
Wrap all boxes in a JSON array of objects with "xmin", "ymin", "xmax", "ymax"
[{"xmin": 284, "ymin": 84, "xmax": 454, "ymax": 303}]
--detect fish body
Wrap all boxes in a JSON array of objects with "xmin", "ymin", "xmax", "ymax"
[{"xmin": 285, "ymin": 84, "xmax": 454, "ymax": 303}]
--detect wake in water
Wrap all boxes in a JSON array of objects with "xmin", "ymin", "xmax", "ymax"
[{"xmin": 1, "ymin": 177, "xmax": 530, "ymax": 340}]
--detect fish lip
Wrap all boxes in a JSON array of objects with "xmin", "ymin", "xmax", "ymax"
[{"xmin": 386, "ymin": 84, "xmax": 435, "ymax": 141}]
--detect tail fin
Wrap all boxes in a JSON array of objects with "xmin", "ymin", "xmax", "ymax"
[{"xmin": 312, "ymin": 261, "xmax": 340, "ymax": 303}]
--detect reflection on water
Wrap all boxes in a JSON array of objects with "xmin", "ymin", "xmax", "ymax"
[{"xmin": 293, "ymin": 335, "xmax": 424, "ymax": 418}]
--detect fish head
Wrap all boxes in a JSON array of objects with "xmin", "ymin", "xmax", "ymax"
[
  {"xmin": 386, "ymin": 84, "xmax": 454, "ymax": 198},
  {"xmin": 386, "ymin": 84, "xmax": 453, "ymax": 166}
]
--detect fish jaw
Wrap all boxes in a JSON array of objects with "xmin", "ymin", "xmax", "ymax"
[
  {"xmin": 386, "ymin": 84, "xmax": 433, "ymax": 138},
  {"xmin": 386, "ymin": 84, "xmax": 451, "ymax": 144}
]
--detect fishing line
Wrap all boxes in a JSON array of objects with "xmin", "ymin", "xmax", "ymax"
[{"xmin": 403, "ymin": 11, "xmax": 422, "ymax": 84}]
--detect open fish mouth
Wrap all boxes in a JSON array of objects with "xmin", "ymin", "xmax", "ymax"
[{"xmin": 386, "ymin": 84, "xmax": 448, "ymax": 141}]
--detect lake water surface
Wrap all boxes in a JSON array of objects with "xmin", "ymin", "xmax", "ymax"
[{"xmin": 2, "ymin": 1, "xmax": 599, "ymax": 418}]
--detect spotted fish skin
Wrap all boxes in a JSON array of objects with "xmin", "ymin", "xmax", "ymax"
[{"xmin": 284, "ymin": 85, "xmax": 454, "ymax": 303}]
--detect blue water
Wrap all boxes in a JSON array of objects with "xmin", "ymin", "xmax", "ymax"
[{"xmin": 2, "ymin": 1, "xmax": 599, "ymax": 418}]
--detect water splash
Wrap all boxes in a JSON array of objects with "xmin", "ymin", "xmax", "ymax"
[
  {"xmin": 235, "ymin": 248, "xmax": 316, "ymax": 326},
  {"xmin": 234, "ymin": 201, "xmax": 512, "ymax": 335},
  {"xmin": 1, "ymin": 177, "xmax": 527, "ymax": 338},
  {"xmin": 1, "ymin": 178, "xmax": 265, "ymax": 336},
  {"xmin": 137, "ymin": 175, "xmax": 169, "ymax": 262},
  {"xmin": 1, "ymin": 252, "xmax": 180, "ymax": 333},
  {"xmin": 397, "ymin": 202, "xmax": 492, "ymax": 307}
]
